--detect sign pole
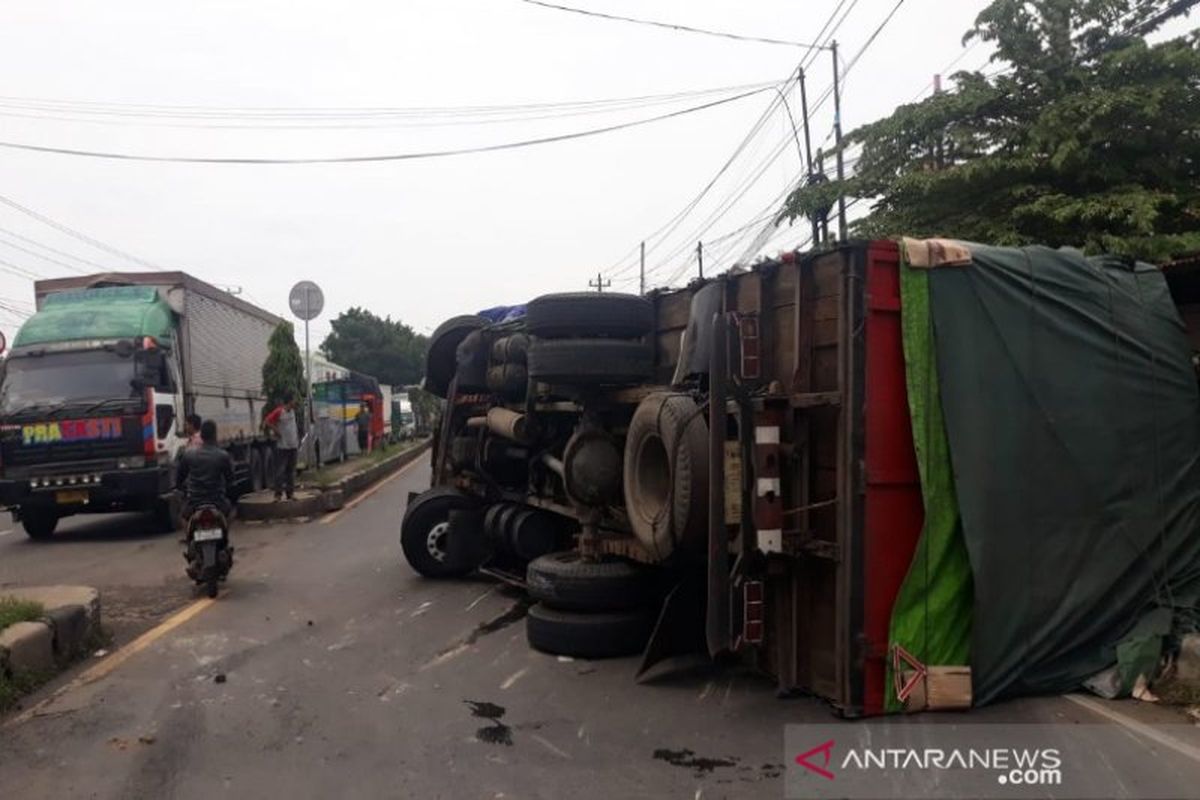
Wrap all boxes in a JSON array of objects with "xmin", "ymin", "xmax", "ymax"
[{"xmin": 304, "ymin": 289, "xmax": 314, "ymax": 427}]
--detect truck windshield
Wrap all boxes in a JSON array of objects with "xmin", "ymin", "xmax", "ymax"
[{"xmin": 0, "ymin": 350, "xmax": 139, "ymax": 416}]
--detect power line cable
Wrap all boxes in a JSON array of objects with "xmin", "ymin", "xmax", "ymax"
[
  {"xmin": 0, "ymin": 256, "xmax": 47, "ymax": 281},
  {"xmin": 0, "ymin": 235, "xmax": 90, "ymax": 275},
  {"xmin": 0, "ymin": 82, "xmax": 780, "ymax": 129},
  {"xmin": 0, "ymin": 193, "xmax": 159, "ymax": 270},
  {"xmin": 0, "ymin": 86, "xmax": 771, "ymax": 165},
  {"xmin": 605, "ymin": 0, "xmax": 861, "ymax": 282},
  {"xmin": 518, "ymin": 0, "xmax": 830, "ymax": 49},
  {"xmin": 0, "ymin": 226, "xmax": 110, "ymax": 271}
]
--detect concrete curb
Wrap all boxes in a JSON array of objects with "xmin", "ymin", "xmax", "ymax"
[
  {"xmin": 1, "ymin": 586, "xmax": 101, "ymax": 678},
  {"xmin": 238, "ymin": 439, "xmax": 431, "ymax": 522}
]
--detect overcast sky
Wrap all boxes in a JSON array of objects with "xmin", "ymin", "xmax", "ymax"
[{"xmin": 0, "ymin": 1, "xmax": 1188, "ymax": 350}]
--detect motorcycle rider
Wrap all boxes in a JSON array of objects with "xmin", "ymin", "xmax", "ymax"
[{"xmin": 176, "ymin": 419, "xmax": 236, "ymax": 522}]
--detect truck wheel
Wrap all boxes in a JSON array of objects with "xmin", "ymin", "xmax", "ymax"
[
  {"xmin": 525, "ymin": 603, "xmax": 656, "ymax": 659},
  {"xmin": 623, "ymin": 392, "xmax": 709, "ymax": 562},
  {"xmin": 21, "ymin": 509, "xmax": 59, "ymax": 541},
  {"xmin": 425, "ymin": 315, "xmax": 487, "ymax": 398},
  {"xmin": 526, "ymin": 551, "xmax": 657, "ymax": 612},
  {"xmin": 527, "ymin": 339, "xmax": 654, "ymax": 386},
  {"xmin": 527, "ymin": 293, "xmax": 653, "ymax": 339},
  {"xmin": 400, "ymin": 488, "xmax": 479, "ymax": 579}
]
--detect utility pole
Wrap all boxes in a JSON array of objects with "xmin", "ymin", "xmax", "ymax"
[
  {"xmin": 639, "ymin": 241, "xmax": 646, "ymax": 296},
  {"xmin": 589, "ymin": 272, "xmax": 611, "ymax": 293},
  {"xmin": 697, "ymin": 241, "xmax": 704, "ymax": 280},
  {"xmin": 831, "ymin": 40, "xmax": 847, "ymax": 243},
  {"xmin": 798, "ymin": 68, "xmax": 819, "ymax": 250}
]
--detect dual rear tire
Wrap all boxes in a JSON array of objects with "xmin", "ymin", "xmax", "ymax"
[{"xmin": 524, "ymin": 551, "xmax": 660, "ymax": 659}]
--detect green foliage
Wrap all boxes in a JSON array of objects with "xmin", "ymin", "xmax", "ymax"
[
  {"xmin": 784, "ymin": 0, "xmax": 1200, "ymax": 261},
  {"xmin": 261, "ymin": 322, "xmax": 307, "ymax": 407},
  {"xmin": 0, "ymin": 596, "xmax": 43, "ymax": 631},
  {"xmin": 407, "ymin": 386, "xmax": 441, "ymax": 434},
  {"xmin": 320, "ymin": 308, "xmax": 428, "ymax": 387}
]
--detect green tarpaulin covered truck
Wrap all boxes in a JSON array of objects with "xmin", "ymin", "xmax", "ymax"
[
  {"xmin": 0, "ymin": 272, "xmax": 283, "ymax": 539},
  {"xmin": 404, "ymin": 239, "xmax": 1200, "ymax": 714}
]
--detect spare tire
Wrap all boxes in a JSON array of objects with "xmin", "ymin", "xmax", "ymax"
[
  {"xmin": 623, "ymin": 392, "xmax": 709, "ymax": 562},
  {"xmin": 527, "ymin": 551, "xmax": 656, "ymax": 612},
  {"xmin": 527, "ymin": 293, "xmax": 653, "ymax": 339},
  {"xmin": 425, "ymin": 315, "xmax": 487, "ymax": 398},
  {"xmin": 525, "ymin": 603, "xmax": 656, "ymax": 659},
  {"xmin": 528, "ymin": 339, "xmax": 653, "ymax": 386}
]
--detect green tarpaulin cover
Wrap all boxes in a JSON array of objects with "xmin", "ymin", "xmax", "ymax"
[
  {"xmin": 886, "ymin": 258, "xmax": 974, "ymax": 711},
  {"xmin": 896, "ymin": 243, "xmax": 1200, "ymax": 705},
  {"xmin": 14, "ymin": 286, "xmax": 174, "ymax": 348}
]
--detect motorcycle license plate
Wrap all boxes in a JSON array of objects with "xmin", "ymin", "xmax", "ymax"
[{"xmin": 193, "ymin": 528, "xmax": 224, "ymax": 542}]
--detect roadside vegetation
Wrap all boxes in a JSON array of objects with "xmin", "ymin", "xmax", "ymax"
[
  {"xmin": 301, "ymin": 437, "xmax": 426, "ymax": 488},
  {"xmin": 0, "ymin": 596, "xmax": 47, "ymax": 711},
  {"xmin": 0, "ymin": 596, "xmax": 42, "ymax": 632},
  {"xmin": 784, "ymin": 0, "xmax": 1199, "ymax": 262}
]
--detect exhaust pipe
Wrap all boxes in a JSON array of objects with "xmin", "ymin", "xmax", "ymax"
[{"xmin": 486, "ymin": 407, "xmax": 528, "ymax": 442}]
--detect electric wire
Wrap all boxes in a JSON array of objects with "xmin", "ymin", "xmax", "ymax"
[
  {"xmin": 0, "ymin": 86, "xmax": 772, "ymax": 164},
  {"xmin": 0, "ymin": 193, "xmax": 159, "ymax": 270},
  {"xmin": 518, "ymin": 0, "xmax": 829, "ymax": 49}
]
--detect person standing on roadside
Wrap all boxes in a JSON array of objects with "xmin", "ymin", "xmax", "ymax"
[
  {"xmin": 264, "ymin": 393, "xmax": 299, "ymax": 501},
  {"xmin": 356, "ymin": 401, "xmax": 371, "ymax": 454}
]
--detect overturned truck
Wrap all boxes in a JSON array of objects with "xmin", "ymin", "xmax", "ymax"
[{"xmin": 403, "ymin": 239, "xmax": 1200, "ymax": 716}]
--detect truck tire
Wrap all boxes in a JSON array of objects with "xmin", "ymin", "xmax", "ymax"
[
  {"xmin": 491, "ymin": 333, "xmax": 531, "ymax": 365},
  {"xmin": 21, "ymin": 509, "xmax": 59, "ymax": 541},
  {"xmin": 401, "ymin": 488, "xmax": 480, "ymax": 579},
  {"xmin": 526, "ymin": 293, "xmax": 653, "ymax": 339},
  {"xmin": 525, "ymin": 603, "xmax": 656, "ymax": 659},
  {"xmin": 486, "ymin": 364, "xmax": 528, "ymax": 399},
  {"xmin": 623, "ymin": 392, "xmax": 709, "ymax": 562},
  {"xmin": 527, "ymin": 339, "xmax": 653, "ymax": 386},
  {"xmin": 526, "ymin": 551, "xmax": 656, "ymax": 612},
  {"xmin": 425, "ymin": 315, "xmax": 487, "ymax": 398}
]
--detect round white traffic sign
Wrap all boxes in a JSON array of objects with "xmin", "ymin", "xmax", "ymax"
[{"xmin": 289, "ymin": 281, "xmax": 324, "ymax": 321}]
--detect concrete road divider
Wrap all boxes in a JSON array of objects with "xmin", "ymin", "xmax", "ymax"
[
  {"xmin": 238, "ymin": 439, "xmax": 431, "ymax": 522},
  {"xmin": 1, "ymin": 585, "xmax": 101, "ymax": 678}
]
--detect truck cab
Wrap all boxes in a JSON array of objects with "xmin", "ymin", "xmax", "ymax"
[{"xmin": 0, "ymin": 286, "xmax": 186, "ymax": 538}]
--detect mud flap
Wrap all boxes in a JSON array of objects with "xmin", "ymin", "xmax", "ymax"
[
  {"xmin": 200, "ymin": 541, "xmax": 218, "ymax": 571},
  {"xmin": 636, "ymin": 575, "xmax": 709, "ymax": 683}
]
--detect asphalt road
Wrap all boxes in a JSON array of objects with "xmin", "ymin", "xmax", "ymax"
[{"xmin": 2, "ymin": 454, "xmax": 1199, "ymax": 799}]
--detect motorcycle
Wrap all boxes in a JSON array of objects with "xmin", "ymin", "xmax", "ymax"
[{"xmin": 185, "ymin": 504, "xmax": 233, "ymax": 598}]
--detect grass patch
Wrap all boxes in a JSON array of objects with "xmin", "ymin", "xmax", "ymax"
[
  {"xmin": 0, "ymin": 669, "xmax": 50, "ymax": 712},
  {"xmin": 0, "ymin": 596, "xmax": 43, "ymax": 632},
  {"xmin": 302, "ymin": 439, "xmax": 424, "ymax": 488}
]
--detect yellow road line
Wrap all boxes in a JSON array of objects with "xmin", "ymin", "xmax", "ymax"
[
  {"xmin": 7, "ymin": 597, "xmax": 216, "ymax": 727},
  {"xmin": 320, "ymin": 453, "xmax": 427, "ymax": 526}
]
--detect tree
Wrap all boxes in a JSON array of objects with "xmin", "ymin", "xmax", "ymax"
[
  {"xmin": 262, "ymin": 322, "xmax": 307, "ymax": 408},
  {"xmin": 320, "ymin": 308, "xmax": 428, "ymax": 386},
  {"xmin": 784, "ymin": 0, "xmax": 1200, "ymax": 262}
]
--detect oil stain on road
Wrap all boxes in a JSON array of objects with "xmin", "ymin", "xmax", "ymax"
[{"xmin": 465, "ymin": 700, "xmax": 513, "ymax": 746}]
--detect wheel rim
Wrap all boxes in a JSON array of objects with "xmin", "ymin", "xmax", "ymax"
[{"xmin": 426, "ymin": 521, "xmax": 450, "ymax": 562}]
